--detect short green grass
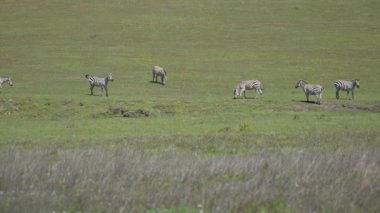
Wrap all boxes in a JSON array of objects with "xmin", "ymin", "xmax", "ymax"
[{"xmin": 1, "ymin": 0, "xmax": 380, "ymax": 212}]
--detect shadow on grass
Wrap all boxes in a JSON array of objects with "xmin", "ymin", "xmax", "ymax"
[
  {"xmin": 149, "ymin": 80, "xmax": 165, "ymax": 86},
  {"xmin": 233, "ymin": 97, "xmax": 260, "ymax": 100},
  {"xmin": 85, "ymin": 94, "xmax": 104, "ymax": 97},
  {"xmin": 296, "ymin": 100, "xmax": 319, "ymax": 105}
]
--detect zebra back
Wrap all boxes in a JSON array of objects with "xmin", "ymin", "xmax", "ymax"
[
  {"xmin": 152, "ymin": 66, "xmax": 167, "ymax": 76},
  {"xmin": 234, "ymin": 79, "xmax": 263, "ymax": 98},
  {"xmin": 152, "ymin": 66, "xmax": 168, "ymax": 84},
  {"xmin": 334, "ymin": 79, "xmax": 360, "ymax": 90},
  {"xmin": 241, "ymin": 80, "xmax": 261, "ymax": 89},
  {"xmin": 296, "ymin": 79, "xmax": 323, "ymax": 94},
  {"xmin": 85, "ymin": 74, "xmax": 113, "ymax": 86}
]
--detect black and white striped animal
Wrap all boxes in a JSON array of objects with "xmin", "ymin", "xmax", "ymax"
[
  {"xmin": 334, "ymin": 79, "xmax": 360, "ymax": 100},
  {"xmin": 295, "ymin": 79, "xmax": 324, "ymax": 104},
  {"xmin": 152, "ymin": 66, "xmax": 168, "ymax": 85},
  {"xmin": 85, "ymin": 73, "xmax": 113, "ymax": 96},
  {"xmin": 233, "ymin": 80, "xmax": 263, "ymax": 99},
  {"xmin": 0, "ymin": 76, "xmax": 13, "ymax": 90}
]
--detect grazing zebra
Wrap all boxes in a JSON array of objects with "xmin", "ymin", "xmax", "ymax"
[
  {"xmin": 233, "ymin": 80, "xmax": 263, "ymax": 99},
  {"xmin": 0, "ymin": 76, "xmax": 13, "ymax": 89},
  {"xmin": 152, "ymin": 66, "xmax": 168, "ymax": 85},
  {"xmin": 295, "ymin": 79, "xmax": 324, "ymax": 104},
  {"xmin": 334, "ymin": 79, "xmax": 360, "ymax": 100},
  {"xmin": 85, "ymin": 73, "xmax": 113, "ymax": 96}
]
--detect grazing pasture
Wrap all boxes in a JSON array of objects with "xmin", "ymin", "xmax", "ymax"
[{"xmin": 1, "ymin": 0, "xmax": 380, "ymax": 212}]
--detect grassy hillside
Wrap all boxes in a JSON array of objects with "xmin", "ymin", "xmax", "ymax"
[{"xmin": 1, "ymin": 0, "xmax": 380, "ymax": 212}]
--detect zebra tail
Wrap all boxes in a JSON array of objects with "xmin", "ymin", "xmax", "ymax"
[{"xmin": 85, "ymin": 74, "xmax": 89, "ymax": 79}]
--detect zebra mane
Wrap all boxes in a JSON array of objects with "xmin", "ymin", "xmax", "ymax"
[{"xmin": 296, "ymin": 79, "xmax": 308, "ymax": 85}]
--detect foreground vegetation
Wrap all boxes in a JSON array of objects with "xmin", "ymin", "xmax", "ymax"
[
  {"xmin": 1, "ymin": 147, "xmax": 379, "ymax": 212},
  {"xmin": 1, "ymin": 0, "xmax": 380, "ymax": 212}
]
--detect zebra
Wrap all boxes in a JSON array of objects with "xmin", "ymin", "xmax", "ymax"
[
  {"xmin": 152, "ymin": 65, "xmax": 168, "ymax": 85},
  {"xmin": 85, "ymin": 73, "xmax": 113, "ymax": 96},
  {"xmin": 334, "ymin": 79, "xmax": 360, "ymax": 100},
  {"xmin": 0, "ymin": 76, "xmax": 13, "ymax": 90},
  {"xmin": 295, "ymin": 79, "xmax": 324, "ymax": 104},
  {"xmin": 233, "ymin": 80, "xmax": 263, "ymax": 99}
]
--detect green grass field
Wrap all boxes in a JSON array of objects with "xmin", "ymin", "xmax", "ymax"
[{"xmin": 1, "ymin": 0, "xmax": 380, "ymax": 212}]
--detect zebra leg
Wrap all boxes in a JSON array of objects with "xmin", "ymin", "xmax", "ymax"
[
  {"xmin": 240, "ymin": 88, "xmax": 246, "ymax": 98},
  {"xmin": 105, "ymin": 87, "xmax": 108, "ymax": 96},
  {"xmin": 317, "ymin": 94, "xmax": 322, "ymax": 105},
  {"xmin": 336, "ymin": 90, "xmax": 340, "ymax": 99},
  {"xmin": 306, "ymin": 93, "xmax": 310, "ymax": 102},
  {"xmin": 352, "ymin": 90, "xmax": 354, "ymax": 100},
  {"xmin": 346, "ymin": 91, "xmax": 350, "ymax": 99},
  {"xmin": 255, "ymin": 89, "xmax": 260, "ymax": 98},
  {"xmin": 90, "ymin": 85, "xmax": 94, "ymax": 95},
  {"xmin": 259, "ymin": 88, "xmax": 263, "ymax": 95}
]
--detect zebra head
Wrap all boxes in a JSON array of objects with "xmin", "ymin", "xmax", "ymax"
[
  {"xmin": 108, "ymin": 73, "xmax": 114, "ymax": 82},
  {"xmin": 353, "ymin": 79, "xmax": 360, "ymax": 88},
  {"xmin": 295, "ymin": 79, "xmax": 305, "ymax": 88},
  {"xmin": 233, "ymin": 85, "xmax": 240, "ymax": 98},
  {"xmin": 8, "ymin": 77, "xmax": 13, "ymax": 86},
  {"xmin": 163, "ymin": 70, "xmax": 168, "ymax": 84}
]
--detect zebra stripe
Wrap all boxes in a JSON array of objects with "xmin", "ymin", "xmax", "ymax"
[
  {"xmin": 0, "ymin": 76, "xmax": 13, "ymax": 89},
  {"xmin": 295, "ymin": 79, "xmax": 324, "ymax": 104},
  {"xmin": 233, "ymin": 80, "xmax": 263, "ymax": 99},
  {"xmin": 85, "ymin": 73, "xmax": 113, "ymax": 96},
  {"xmin": 334, "ymin": 79, "xmax": 360, "ymax": 100},
  {"xmin": 152, "ymin": 66, "xmax": 168, "ymax": 85}
]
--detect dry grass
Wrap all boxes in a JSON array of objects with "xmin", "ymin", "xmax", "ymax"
[{"xmin": 0, "ymin": 147, "xmax": 379, "ymax": 212}]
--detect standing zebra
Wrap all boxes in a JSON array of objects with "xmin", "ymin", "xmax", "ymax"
[
  {"xmin": 0, "ymin": 76, "xmax": 13, "ymax": 90},
  {"xmin": 233, "ymin": 80, "xmax": 263, "ymax": 99},
  {"xmin": 295, "ymin": 79, "xmax": 324, "ymax": 104},
  {"xmin": 334, "ymin": 79, "xmax": 360, "ymax": 100},
  {"xmin": 85, "ymin": 73, "xmax": 114, "ymax": 96},
  {"xmin": 152, "ymin": 65, "xmax": 168, "ymax": 85}
]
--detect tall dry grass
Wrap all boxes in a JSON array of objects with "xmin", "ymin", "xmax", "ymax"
[{"xmin": 0, "ymin": 147, "xmax": 379, "ymax": 212}]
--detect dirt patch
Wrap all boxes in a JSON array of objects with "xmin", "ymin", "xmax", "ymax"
[
  {"xmin": 292, "ymin": 101, "xmax": 380, "ymax": 113},
  {"xmin": 0, "ymin": 98, "xmax": 20, "ymax": 115},
  {"xmin": 101, "ymin": 107, "xmax": 150, "ymax": 118}
]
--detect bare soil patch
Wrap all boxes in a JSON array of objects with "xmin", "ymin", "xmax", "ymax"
[
  {"xmin": 292, "ymin": 101, "xmax": 380, "ymax": 113},
  {"xmin": 101, "ymin": 107, "xmax": 150, "ymax": 118}
]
